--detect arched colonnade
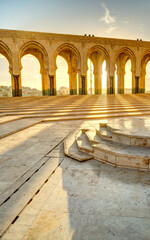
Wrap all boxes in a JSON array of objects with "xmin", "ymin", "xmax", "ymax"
[{"xmin": 0, "ymin": 31, "xmax": 149, "ymax": 96}]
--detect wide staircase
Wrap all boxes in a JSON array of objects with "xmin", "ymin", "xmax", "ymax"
[{"xmin": 1, "ymin": 94, "xmax": 150, "ymax": 138}]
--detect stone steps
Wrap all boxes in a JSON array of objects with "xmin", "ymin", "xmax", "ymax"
[
  {"xmin": 3, "ymin": 106, "xmax": 150, "ymax": 117},
  {"xmin": 93, "ymin": 140, "xmax": 150, "ymax": 170},
  {"xmin": 75, "ymin": 130, "xmax": 94, "ymax": 154},
  {"xmin": 64, "ymin": 130, "xmax": 93, "ymax": 161},
  {"xmin": 2, "ymin": 112, "xmax": 150, "ymax": 139},
  {"xmin": 64, "ymin": 123, "xmax": 150, "ymax": 171},
  {"xmin": 104, "ymin": 119, "xmax": 150, "ymax": 147},
  {"xmin": 85, "ymin": 129, "xmax": 101, "ymax": 144},
  {"xmin": 44, "ymin": 110, "xmax": 150, "ymax": 122},
  {"xmin": 1, "ymin": 95, "xmax": 150, "ymax": 140},
  {"xmin": 97, "ymin": 126, "xmax": 112, "ymax": 140}
]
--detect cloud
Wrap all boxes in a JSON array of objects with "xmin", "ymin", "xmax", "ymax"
[
  {"xmin": 123, "ymin": 21, "xmax": 129, "ymax": 24},
  {"xmin": 99, "ymin": 3, "xmax": 117, "ymax": 34},
  {"xmin": 105, "ymin": 26, "xmax": 118, "ymax": 34},
  {"xmin": 99, "ymin": 3, "xmax": 116, "ymax": 24},
  {"xmin": 137, "ymin": 24, "xmax": 144, "ymax": 33}
]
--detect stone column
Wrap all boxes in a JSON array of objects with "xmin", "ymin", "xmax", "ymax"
[
  {"xmin": 94, "ymin": 60, "xmax": 102, "ymax": 95},
  {"xmin": 81, "ymin": 75, "xmax": 87, "ymax": 95},
  {"xmin": 109, "ymin": 53, "xmax": 116, "ymax": 94},
  {"xmin": 107, "ymin": 70, "xmax": 115, "ymax": 94},
  {"xmin": 94, "ymin": 71, "xmax": 101, "ymax": 94},
  {"xmin": 49, "ymin": 75, "xmax": 56, "ymax": 95},
  {"xmin": 41, "ymin": 69, "xmax": 48, "ymax": 96},
  {"xmin": 12, "ymin": 74, "xmax": 22, "ymax": 97},
  {"xmin": 68, "ymin": 56, "xmax": 78, "ymax": 95},
  {"xmin": 117, "ymin": 68, "xmax": 125, "ymax": 94},
  {"xmin": 11, "ymin": 52, "xmax": 22, "ymax": 96},
  {"xmin": 69, "ymin": 71, "xmax": 77, "ymax": 95},
  {"xmin": 132, "ymin": 69, "xmax": 136, "ymax": 94},
  {"xmin": 135, "ymin": 76, "xmax": 139, "ymax": 94},
  {"xmin": 77, "ymin": 70, "xmax": 81, "ymax": 95},
  {"xmin": 47, "ymin": 71, "xmax": 50, "ymax": 96},
  {"xmin": 139, "ymin": 70, "xmax": 146, "ymax": 93},
  {"xmin": 109, "ymin": 75, "xmax": 115, "ymax": 94},
  {"xmin": 11, "ymin": 74, "xmax": 15, "ymax": 97},
  {"xmin": 106, "ymin": 65, "xmax": 111, "ymax": 94},
  {"xmin": 106, "ymin": 63, "xmax": 115, "ymax": 94},
  {"xmin": 107, "ymin": 75, "xmax": 110, "ymax": 94},
  {"xmin": 68, "ymin": 64, "xmax": 77, "ymax": 95}
]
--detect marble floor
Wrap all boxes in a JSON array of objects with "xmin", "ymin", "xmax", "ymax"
[{"xmin": 0, "ymin": 95, "xmax": 150, "ymax": 240}]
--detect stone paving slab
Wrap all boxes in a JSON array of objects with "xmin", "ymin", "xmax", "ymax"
[
  {"xmin": 0, "ymin": 156, "xmax": 64, "ymax": 237},
  {"xmin": 0, "ymin": 121, "xmax": 73, "ymax": 205},
  {"xmin": 0, "ymin": 118, "xmax": 44, "ymax": 138},
  {"xmin": 0, "ymin": 96, "xmax": 150, "ymax": 239},
  {"xmin": 0, "ymin": 116, "xmax": 22, "ymax": 124},
  {"xmin": 1, "ymin": 153, "xmax": 150, "ymax": 240}
]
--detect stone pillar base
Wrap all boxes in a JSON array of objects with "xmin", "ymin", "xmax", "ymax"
[
  {"xmin": 70, "ymin": 89, "xmax": 77, "ymax": 95},
  {"xmin": 49, "ymin": 75, "xmax": 56, "ymax": 96},
  {"xmin": 12, "ymin": 75, "xmax": 22, "ymax": 97},
  {"xmin": 95, "ymin": 89, "xmax": 101, "ymax": 94}
]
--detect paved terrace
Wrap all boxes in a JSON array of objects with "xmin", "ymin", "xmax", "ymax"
[{"xmin": 0, "ymin": 94, "xmax": 150, "ymax": 240}]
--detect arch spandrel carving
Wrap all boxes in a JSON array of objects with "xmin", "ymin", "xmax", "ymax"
[
  {"xmin": 115, "ymin": 47, "xmax": 136, "ymax": 71},
  {"xmin": 19, "ymin": 41, "xmax": 49, "ymax": 69},
  {"xmin": 87, "ymin": 45, "xmax": 110, "ymax": 61},
  {"xmin": 141, "ymin": 49, "xmax": 150, "ymax": 67},
  {"xmin": 54, "ymin": 43, "xmax": 81, "ymax": 71},
  {"xmin": 0, "ymin": 41, "xmax": 12, "ymax": 66},
  {"xmin": 139, "ymin": 49, "xmax": 150, "ymax": 93},
  {"xmin": 87, "ymin": 45, "xmax": 110, "ymax": 77}
]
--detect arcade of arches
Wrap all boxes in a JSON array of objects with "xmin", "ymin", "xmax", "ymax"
[{"xmin": 1, "ymin": 29, "xmax": 150, "ymax": 96}]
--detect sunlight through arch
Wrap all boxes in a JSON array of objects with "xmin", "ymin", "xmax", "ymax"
[
  {"xmin": 115, "ymin": 65, "xmax": 118, "ymax": 94},
  {"xmin": 102, "ymin": 60, "xmax": 107, "ymax": 94},
  {"xmin": 0, "ymin": 54, "xmax": 12, "ymax": 97},
  {"xmin": 87, "ymin": 59, "xmax": 94, "ymax": 94},
  {"xmin": 21, "ymin": 54, "xmax": 42, "ymax": 96},
  {"xmin": 56, "ymin": 56, "xmax": 69, "ymax": 95},
  {"xmin": 145, "ymin": 61, "xmax": 150, "ymax": 93},
  {"xmin": 124, "ymin": 59, "xmax": 132, "ymax": 94}
]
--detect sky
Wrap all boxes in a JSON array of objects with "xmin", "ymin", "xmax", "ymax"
[
  {"xmin": 0, "ymin": 0, "xmax": 150, "ymax": 40},
  {"xmin": 0, "ymin": 0, "xmax": 150, "ymax": 93}
]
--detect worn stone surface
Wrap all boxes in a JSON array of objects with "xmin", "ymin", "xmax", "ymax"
[
  {"xmin": 0, "ymin": 96, "xmax": 150, "ymax": 240},
  {"xmin": 2, "ymin": 156, "xmax": 150, "ymax": 240}
]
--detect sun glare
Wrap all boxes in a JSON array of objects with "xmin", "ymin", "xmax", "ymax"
[
  {"xmin": 21, "ymin": 54, "xmax": 42, "ymax": 96},
  {"xmin": 87, "ymin": 59, "xmax": 94, "ymax": 94},
  {"xmin": 102, "ymin": 60, "xmax": 107, "ymax": 94},
  {"xmin": 115, "ymin": 66, "xmax": 118, "ymax": 94},
  {"xmin": 56, "ymin": 56, "xmax": 69, "ymax": 95},
  {"xmin": 0, "ymin": 54, "xmax": 12, "ymax": 97},
  {"xmin": 145, "ymin": 61, "xmax": 150, "ymax": 93},
  {"xmin": 124, "ymin": 59, "xmax": 132, "ymax": 94}
]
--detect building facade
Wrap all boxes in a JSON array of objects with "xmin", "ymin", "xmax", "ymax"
[{"xmin": 0, "ymin": 29, "xmax": 150, "ymax": 96}]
